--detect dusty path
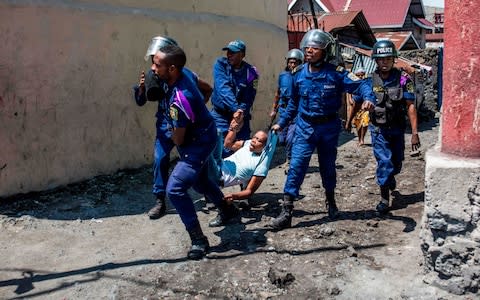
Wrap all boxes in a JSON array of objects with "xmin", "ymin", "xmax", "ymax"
[{"xmin": 0, "ymin": 117, "xmax": 466, "ymax": 299}]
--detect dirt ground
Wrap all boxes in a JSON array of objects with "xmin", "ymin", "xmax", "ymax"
[{"xmin": 0, "ymin": 117, "xmax": 470, "ymax": 299}]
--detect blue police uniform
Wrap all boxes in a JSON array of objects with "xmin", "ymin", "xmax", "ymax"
[
  {"xmin": 277, "ymin": 68, "xmax": 297, "ymax": 160},
  {"xmin": 368, "ymin": 68, "xmax": 415, "ymax": 188},
  {"xmin": 164, "ymin": 73, "xmax": 223, "ymax": 231},
  {"xmin": 278, "ymin": 63, "xmax": 375, "ymax": 198},
  {"xmin": 210, "ymin": 57, "xmax": 259, "ymax": 157},
  {"xmin": 133, "ymin": 68, "xmax": 199, "ymax": 200}
]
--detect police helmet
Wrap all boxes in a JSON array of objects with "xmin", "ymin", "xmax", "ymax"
[
  {"xmin": 372, "ymin": 39, "xmax": 398, "ymax": 59},
  {"xmin": 144, "ymin": 36, "xmax": 178, "ymax": 61},
  {"xmin": 286, "ymin": 48, "xmax": 304, "ymax": 62},
  {"xmin": 300, "ymin": 29, "xmax": 336, "ymax": 62}
]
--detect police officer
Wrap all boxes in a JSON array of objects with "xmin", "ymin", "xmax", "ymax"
[
  {"xmin": 133, "ymin": 36, "xmax": 212, "ymax": 220},
  {"xmin": 364, "ymin": 39, "xmax": 421, "ymax": 214},
  {"xmin": 270, "ymin": 29, "xmax": 376, "ymax": 230},
  {"xmin": 210, "ymin": 39, "xmax": 259, "ymax": 158},
  {"xmin": 152, "ymin": 44, "xmax": 234, "ymax": 260},
  {"xmin": 270, "ymin": 49, "xmax": 304, "ymax": 170}
]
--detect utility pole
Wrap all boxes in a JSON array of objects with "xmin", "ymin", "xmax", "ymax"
[{"xmin": 308, "ymin": 0, "xmax": 319, "ymax": 29}]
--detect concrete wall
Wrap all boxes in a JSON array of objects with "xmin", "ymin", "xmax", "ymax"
[
  {"xmin": 420, "ymin": 0, "xmax": 480, "ymax": 295},
  {"xmin": 0, "ymin": 0, "xmax": 288, "ymax": 197}
]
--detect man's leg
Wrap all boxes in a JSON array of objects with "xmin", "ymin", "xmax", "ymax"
[
  {"xmin": 370, "ymin": 127, "xmax": 395, "ymax": 213},
  {"xmin": 149, "ymin": 136, "xmax": 175, "ymax": 219},
  {"xmin": 271, "ymin": 133, "xmax": 316, "ymax": 230},
  {"xmin": 317, "ymin": 124, "xmax": 341, "ymax": 219},
  {"xmin": 167, "ymin": 160, "xmax": 209, "ymax": 260}
]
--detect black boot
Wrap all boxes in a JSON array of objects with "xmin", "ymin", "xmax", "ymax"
[
  {"xmin": 208, "ymin": 201, "xmax": 239, "ymax": 227},
  {"xmin": 325, "ymin": 190, "xmax": 339, "ymax": 219},
  {"xmin": 376, "ymin": 186, "xmax": 390, "ymax": 214},
  {"xmin": 187, "ymin": 224, "xmax": 209, "ymax": 260},
  {"xmin": 270, "ymin": 195, "xmax": 294, "ymax": 230},
  {"xmin": 147, "ymin": 196, "xmax": 166, "ymax": 219}
]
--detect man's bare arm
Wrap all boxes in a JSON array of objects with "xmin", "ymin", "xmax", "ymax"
[
  {"xmin": 197, "ymin": 78, "xmax": 213, "ymax": 104},
  {"xmin": 406, "ymin": 101, "xmax": 421, "ymax": 151},
  {"xmin": 224, "ymin": 127, "xmax": 244, "ymax": 151},
  {"xmin": 172, "ymin": 127, "xmax": 186, "ymax": 146},
  {"xmin": 224, "ymin": 115, "xmax": 245, "ymax": 151},
  {"xmin": 224, "ymin": 176, "xmax": 265, "ymax": 203}
]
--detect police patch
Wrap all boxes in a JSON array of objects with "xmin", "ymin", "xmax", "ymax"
[
  {"xmin": 406, "ymin": 82, "xmax": 415, "ymax": 93},
  {"xmin": 169, "ymin": 106, "xmax": 178, "ymax": 121},
  {"xmin": 373, "ymin": 86, "xmax": 385, "ymax": 92},
  {"xmin": 253, "ymin": 79, "xmax": 258, "ymax": 90},
  {"xmin": 336, "ymin": 66, "xmax": 345, "ymax": 72},
  {"xmin": 347, "ymin": 72, "xmax": 361, "ymax": 81}
]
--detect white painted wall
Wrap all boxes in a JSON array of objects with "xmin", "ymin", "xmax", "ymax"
[{"xmin": 0, "ymin": 0, "xmax": 288, "ymax": 197}]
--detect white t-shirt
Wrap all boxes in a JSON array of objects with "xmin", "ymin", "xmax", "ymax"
[{"xmin": 221, "ymin": 140, "xmax": 270, "ymax": 187}]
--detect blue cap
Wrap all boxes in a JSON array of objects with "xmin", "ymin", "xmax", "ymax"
[{"xmin": 222, "ymin": 39, "xmax": 246, "ymax": 52}]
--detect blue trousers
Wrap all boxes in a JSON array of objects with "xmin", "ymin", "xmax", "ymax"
[
  {"xmin": 166, "ymin": 124, "xmax": 224, "ymax": 231},
  {"xmin": 369, "ymin": 125, "xmax": 405, "ymax": 187},
  {"xmin": 152, "ymin": 133, "xmax": 175, "ymax": 198},
  {"xmin": 284, "ymin": 119, "xmax": 340, "ymax": 198}
]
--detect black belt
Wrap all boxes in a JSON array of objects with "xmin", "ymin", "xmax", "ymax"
[{"xmin": 301, "ymin": 113, "xmax": 337, "ymax": 124}]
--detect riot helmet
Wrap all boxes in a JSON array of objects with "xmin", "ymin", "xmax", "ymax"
[
  {"xmin": 286, "ymin": 48, "xmax": 304, "ymax": 62},
  {"xmin": 300, "ymin": 29, "xmax": 336, "ymax": 62},
  {"xmin": 372, "ymin": 40, "xmax": 398, "ymax": 59},
  {"xmin": 144, "ymin": 36, "xmax": 178, "ymax": 61}
]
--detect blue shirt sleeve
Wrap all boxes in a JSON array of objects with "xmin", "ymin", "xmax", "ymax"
[
  {"xmin": 133, "ymin": 85, "xmax": 147, "ymax": 106},
  {"xmin": 342, "ymin": 73, "xmax": 376, "ymax": 104},
  {"xmin": 213, "ymin": 59, "xmax": 239, "ymax": 112},
  {"xmin": 169, "ymin": 102, "xmax": 189, "ymax": 128},
  {"xmin": 278, "ymin": 73, "xmax": 299, "ymax": 129},
  {"xmin": 237, "ymin": 66, "xmax": 259, "ymax": 113}
]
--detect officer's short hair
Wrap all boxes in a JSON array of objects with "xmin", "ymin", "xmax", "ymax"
[{"xmin": 161, "ymin": 45, "xmax": 186, "ymax": 70}]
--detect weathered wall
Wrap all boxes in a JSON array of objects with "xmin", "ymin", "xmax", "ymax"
[
  {"xmin": 440, "ymin": 0, "xmax": 480, "ymax": 158},
  {"xmin": 0, "ymin": 0, "xmax": 288, "ymax": 197},
  {"xmin": 421, "ymin": 148, "xmax": 480, "ymax": 295},
  {"xmin": 420, "ymin": 0, "xmax": 480, "ymax": 296}
]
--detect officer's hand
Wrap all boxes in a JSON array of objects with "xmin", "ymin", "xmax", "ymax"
[
  {"xmin": 138, "ymin": 71, "xmax": 146, "ymax": 94},
  {"xmin": 411, "ymin": 133, "xmax": 421, "ymax": 151},
  {"xmin": 229, "ymin": 119, "xmax": 243, "ymax": 133},
  {"xmin": 233, "ymin": 109, "xmax": 244, "ymax": 122},
  {"xmin": 362, "ymin": 100, "xmax": 375, "ymax": 112},
  {"xmin": 271, "ymin": 124, "xmax": 282, "ymax": 132}
]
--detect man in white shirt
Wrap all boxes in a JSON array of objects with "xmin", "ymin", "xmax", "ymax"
[{"xmin": 208, "ymin": 115, "xmax": 278, "ymax": 226}]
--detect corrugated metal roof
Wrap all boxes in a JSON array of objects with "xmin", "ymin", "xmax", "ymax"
[
  {"xmin": 291, "ymin": 1, "xmax": 427, "ymax": 30},
  {"xmin": 348, "ymin": 0, "xmax": 411, "ymax": 28},
  {"xmin": 375, "ymin": 31, "xmax": 420, "ymax": 50},
  {"xmin": 317, "ymin": 10, "xmax": 359, "ymax": 31},
  {"xmin": 287, "ymin": 11, "xmax": 376, "ymax": 46},
  {"xmin": 416, "ymin": 17, "xmax": 434, "ymax": 28}
]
